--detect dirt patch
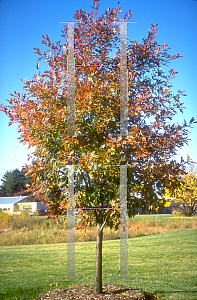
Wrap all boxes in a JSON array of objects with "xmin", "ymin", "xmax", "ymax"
[{"xmin": 36, "ymin": 284, "xmax": 159, "ymax": 299}]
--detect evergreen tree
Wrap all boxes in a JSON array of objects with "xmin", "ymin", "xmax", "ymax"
[{"xmin": 0, "ymin": 169, "xmax": 30, "ymax": 197}]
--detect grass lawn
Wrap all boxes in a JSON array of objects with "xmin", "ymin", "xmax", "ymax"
[{"xmin": 0, "ymin": 229, "xmax": 196, "ymax": 300}]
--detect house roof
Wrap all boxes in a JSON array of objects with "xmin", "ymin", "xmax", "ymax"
[{"xmin": 0, "ymin": 196, "xmax": 28, "ymax": 205}]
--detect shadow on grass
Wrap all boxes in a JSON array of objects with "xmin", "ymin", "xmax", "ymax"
[
  {"xmin": 105, "ymin": 286, "xmax": 159, "ymax": 299},
  {"xmin": 155, "ymin": 289, "xmax": 197, "ymax": 294}
]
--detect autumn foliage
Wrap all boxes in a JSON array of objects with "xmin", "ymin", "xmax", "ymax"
[
  {"xmin": 1, "ymin": 0, "xmax": 196, "ymax": 294},
  {"xmin": 165, "ymin": 164, "xmax": 197, "ymax": 216}
]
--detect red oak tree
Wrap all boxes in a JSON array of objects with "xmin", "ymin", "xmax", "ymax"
[{"xmin": 1, "ymin": 0, "xmax": 196, "ymax": 295}]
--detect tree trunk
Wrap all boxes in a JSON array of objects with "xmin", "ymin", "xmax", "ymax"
[{"xmin": 93, "ymin": 222, "xmax": 103, "ymax": 295}]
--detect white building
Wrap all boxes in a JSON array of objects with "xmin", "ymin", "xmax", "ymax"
[
  {"xmin": 0, "ymin": 196, "xmax": 28, "ymax": 213},
  {"xmin": 0, "ymin": 196, "xmax": 47, "ymax": 214},
  {"xmin": 18, "ymin": 201, "xmax": 47, "ymax": 214}
]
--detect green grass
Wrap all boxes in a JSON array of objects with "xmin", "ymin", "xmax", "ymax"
[{"xmin": 0, "ymin": 229, "xmax": 196, "ymax": 300}]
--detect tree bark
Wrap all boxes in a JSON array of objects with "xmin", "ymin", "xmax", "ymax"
[{"xmin": 93, "ymin": 221, "xmax": 103, "ymax": 295}]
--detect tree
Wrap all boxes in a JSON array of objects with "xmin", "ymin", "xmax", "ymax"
[
  {"xmin": 165, "ymin": 164, "xmax": 197, "ymax": 216},
  {"xmin": 0, "ymin": 0, "xmax": 196, "ymax": 294},
  {"xmin": 0, "ymin": 168, "xmax": 31, "ymax": 197}
]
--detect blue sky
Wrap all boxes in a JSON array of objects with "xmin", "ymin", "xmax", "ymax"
[{"xmin": 0, "ymin": 0, "xmax": 197, "ymax": 181}]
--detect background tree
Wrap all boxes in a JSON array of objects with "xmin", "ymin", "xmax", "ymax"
[
  {"xmin": 165, "ymin": 164, "xmax": 197, "ymax": 216},
  {"xmin": 0, "ymin": 0, "xmax": 196, "ymax": 295},
  {"xmin": 0, "ymin": 168, "xmax": 31, "ymax": 197}
]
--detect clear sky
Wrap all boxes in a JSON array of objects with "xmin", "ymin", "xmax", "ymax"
[{"xmin": 0, "ymin": 0, "xmax": 197, "ymax": 181}]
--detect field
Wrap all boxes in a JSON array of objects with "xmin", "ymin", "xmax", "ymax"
[
  {"xmin": 0, "ymin": 228, "xmax": 197, "ymax": 300},
  {"xmin": 0, "ymin": 212, "xmax": 197, "ymax": 245}
]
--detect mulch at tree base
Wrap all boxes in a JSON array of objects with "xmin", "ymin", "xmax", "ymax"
[{"xmin": 36, "ymin": 284, "xmax": 159, "ymax": 300}]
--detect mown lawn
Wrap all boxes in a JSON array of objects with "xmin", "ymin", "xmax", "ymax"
[{"xmin": 0, "ymin": 229, "xmax": 196, "ymax": 300}]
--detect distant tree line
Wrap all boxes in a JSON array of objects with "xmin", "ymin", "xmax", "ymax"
[
  {"xmin": 165, "ymin": 164, "xmax": 197, "ymax": 217},
  {"xmin": 0, "ymin": 169, "xmax": 42, "ymax": 201}
]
